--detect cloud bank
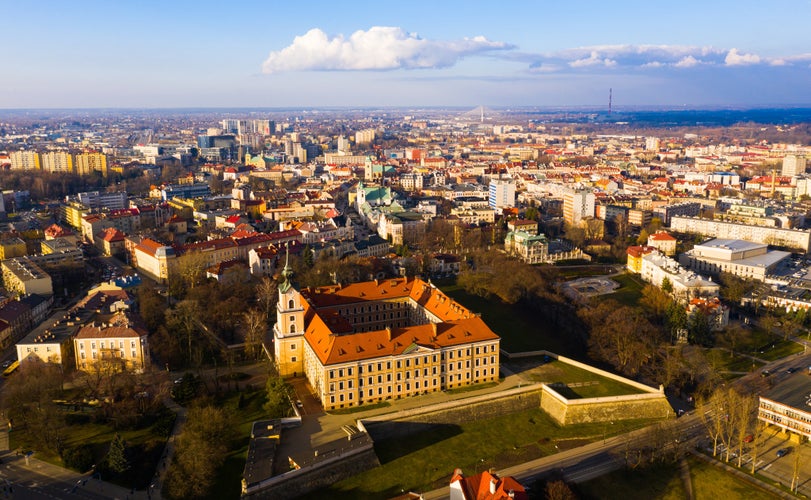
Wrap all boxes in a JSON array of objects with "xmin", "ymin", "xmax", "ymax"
[
  {"xmin": 261, "ymin": 27, "xmax": 512, "ymax": 73},
  {"xmin": 528, "ymin": 44, "xmax": 810, "ymax": 71}
]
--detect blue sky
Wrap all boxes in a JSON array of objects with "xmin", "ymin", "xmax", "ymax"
[{"xmin": 2, "ymin": 0, "xmax": 810, "ymax": 108}]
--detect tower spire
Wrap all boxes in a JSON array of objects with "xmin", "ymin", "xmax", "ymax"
[{"xmin": 280, "ymin": 242, "xmax": 295, "ymax": 292}]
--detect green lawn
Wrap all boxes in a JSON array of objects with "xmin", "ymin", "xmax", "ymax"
[
  {"xmin": 440, "ymin": 284, "xmax": 582, "ymax": 356},
  {"xmin": 556, "ymin": 266, "xmax": 616, "ymax": 279},
  {"xmin": 578, "ymin": 457, "xmax": 779, "ymax": 500},
  {"xmin": 518, "ymin": 360, "xmax": 648, "ymax": 398},
  {"xmin": 595, "ymin": 272, "xmax": 644, "ymax": 307},
  {"xmin": 305, "ymin": 408, "xmax": 662, "ymax": 499},
  {"xmin": 704, "ymin": 349, "xmax": 766, "ymax": 377},
  {"xmin": 736, "ymin": 326, "xmax": 804, "ymax": 360},
  {"xmin": 757, "ymin": 339, "xmax": 804, "ymax": 361}
]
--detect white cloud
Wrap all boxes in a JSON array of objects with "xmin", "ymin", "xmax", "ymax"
[
  {"xmin": 526, "ymin": 44, "xmax": 811, "ymax": 70},
  {"xmin": 261, "ymin": 27, "xmax": 512, "ymax": 73},
  {"xmin": 674, "ymin": 55, "xmax": 700, "ymax": 68},
  {"xmin": 725, "ymin": 48, "xmax": 761, "ymax": 66}
]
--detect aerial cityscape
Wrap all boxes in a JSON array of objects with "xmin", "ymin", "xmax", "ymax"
[{"xmin": 1, "ymin": 1, "xmax": 811, "ymax": 500}]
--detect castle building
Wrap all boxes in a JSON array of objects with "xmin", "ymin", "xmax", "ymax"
[{"xmin": 273, "ymin": 256, "xmax": 500, "ymax": 410}]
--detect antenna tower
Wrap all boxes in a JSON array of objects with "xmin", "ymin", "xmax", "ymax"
[{"xmin": 608, "ymin": 88, "xmax": 613, "ymax": 115}]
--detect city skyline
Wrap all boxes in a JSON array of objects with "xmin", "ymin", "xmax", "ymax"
[{"xmin": 3, "ymin": 0, "xmax": 811, "ymax": 109}]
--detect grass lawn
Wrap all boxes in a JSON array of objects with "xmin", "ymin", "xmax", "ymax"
[
  {"xmin": 578, "ymin": 456, "xmax": 779, "ymax": 500},
  {"xmin": 757, "ymin": 339, "xmax": 803, "ymax": 361},
  {"xmin": 705, "ymin": 349, "xmax": 766, "ymax": 376},
  {"xmin": 440, "ymin": 283, "xmax": 582, "ymax": 356},
  {"xmin": 516, "ymin": 360, "xmax": 648, "ymax": 397},
  {"xmin": 594, "ymin": 272, "xmax": 644, "ymax": 307},
  {"xmin": 204, "ymin": 389, "xmax": 270, "ymax": 500},
  {"xmin": 307, "ymin": 408, "xmax": 662, "ymax": 499},
  {"xmin": 736, "ymin": 326, "xmax": 804, "ymax": 360}
]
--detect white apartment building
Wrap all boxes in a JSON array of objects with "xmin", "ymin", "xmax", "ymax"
[
  {"xmin": 488, "ymin": 178, "xmax": 516, "ymax": 209},
  {"xmin": 640, "ymin": 251, "xmax": 719, "ymax": 303},
  {"xmin": 782, "ymin": 154, "xmax": 807, "ymax": 177},
  {"xmin": 563, "ymin": 188, "xmax": 595, "ymax": 226}
]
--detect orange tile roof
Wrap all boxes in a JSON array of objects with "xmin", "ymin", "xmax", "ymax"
[
  {"xmin": 649, "ymin": 231, "xmax": 676, "ymax": 241},
  {"xmin": 302, "ymin": 278, "xmax": 499, "ymax": 366},
  {"xmin": 451, "ymin": 469, "xmax": 528, "ymax": 500}
]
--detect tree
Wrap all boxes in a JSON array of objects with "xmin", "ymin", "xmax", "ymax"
[
  {"xmin": 105, "ymin": 434, "xmax": 130, "ymax": 474},
  {"xmin": 256, "ymin": 276, "xmax": 278, "ymax": 321},
  {"xmin": 264, "ymin": 375, "xmax": 293, "ymax": 418},
  {"xmin": 545, "ymin": 479, "xmax": 577, "ymax": 500},
  {"xmin": 166, "ymin": 406, "xmax": 234, "ymax": 499},
  {"xmin": 636, "ymin": 228, "xmax": 650, "ymax": 245},
  {"xmin": 687, "ymin": 309, "xmax": 713, "ymax": 346},
  {"xmin": 243, "ymin": 307, "xmax": 267, "ymax": 360},
  {"xmin": 660, "ymin": 276, "xmax": 673, "ymax": 295}
]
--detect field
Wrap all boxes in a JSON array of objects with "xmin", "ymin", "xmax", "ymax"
[
  {"xmin": 306, "ymin": 408, "xmax": 661, "ymax": 499},
  {"xmin": 578, "ymin": 456, "xmax": 779, "ymax": 500}
]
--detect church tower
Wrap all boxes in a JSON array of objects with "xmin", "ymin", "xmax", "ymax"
[{"xmin": 273, "ymin": 247, "xmax": 305, "ymax": 377}]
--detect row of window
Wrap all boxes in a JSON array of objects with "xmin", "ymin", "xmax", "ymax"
[
  {"xmin": 328, "ymin": 348, "xmax": 497, "ymax": 379},
  {"xmin": 79, "ymin": 340, "xmax": 137, "ymax": 350}
]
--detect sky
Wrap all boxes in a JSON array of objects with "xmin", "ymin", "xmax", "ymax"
[{"xmin": 2, "ymin": 0, "xmax": 811, "ymax": 109}]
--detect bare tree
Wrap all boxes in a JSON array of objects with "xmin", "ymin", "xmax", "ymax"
[
  {"xmin": 242, "ymin": 307, "xmax": 267, "ymax": 361},
  {"xmin": 256, "ymin": 276, "xmax": 278, "ymax": 320}
]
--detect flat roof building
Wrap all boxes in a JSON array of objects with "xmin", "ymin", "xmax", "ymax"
[{"xmin": 679, "ymin": 238, "xmax": 790, "ymax": 282}]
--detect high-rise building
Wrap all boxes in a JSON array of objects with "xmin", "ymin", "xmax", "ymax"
[
  {"xmin": 563, "ymin": 188, "xmax": 595, "ymax": 226},
  {"xmin": 9, "ymin": 151, "xmax": 41, "ymax": 170},
  {"xmin": 75, "ymin": 152, "xmax": 109, "ymax": 177},
  {"xmin": 488, "ymin": 178, "xmax": 516, "ymax": 209},
  {"xmin": 645, "ymin": 137, "xmax": 661, "ymax": 151},
  {"xmin": 355, "ymin": 128, "xmax": 376, "ymax": 145},
  {"xmin": 783, "ymin": 155, "xmax": 807, "ymax": 177},
  {"xmin": 41, "ymin": 151, "xmax": 74, "ymax": 173}
]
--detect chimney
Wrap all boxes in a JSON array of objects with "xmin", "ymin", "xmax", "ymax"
[
  {"xmin": 431, "ymin": 323, "xmax": 438, "ymax": 339},
  {"xmin": 386, "ymin": 326, "xmax": 392, "ymax": 341},
  {"xmin": 489, "ymin": 477, "xmax": 497, "ymax": 495}
]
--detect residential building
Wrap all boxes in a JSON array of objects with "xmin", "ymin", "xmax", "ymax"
[
  {"xmin": 653, "ymin": 202, "xmax": 701, "ymax": 226},
  {"xmin": 77, "ymin": 191, "xmax": 128, "ymax": 210},
  {"xmin": 488, "ymin": 178, "xmax": 516, "ymax": 209},
  {"xmin": 563, "ymin": 188, "xmax": 595, "ymax": 227},
  {"xmin": 41, "ymin": 151, "xmax": 74, "ymax": 173},
  {"xmin": 9, "ymin": 151, "xmax": 40, "ymax": 170},
  {"xmin": 273, "ymin": 262, "xmax": 500, "ymax": 410},
  {"xmin": 782, "ymin": 155, "xmax": 807, "ymax": 177},
  {"xmin": 647, "ymin": 231, "xmax": 677, "ymax": 256},
  {"xmin": 1, "ymin": 257, "xmax": 53, "ymax": 296},
  {"xmin": 679, "ymin": 238, "xmax": 790, "ymax": 281},
  {"xmin": 640, "ymin": 251, "xmax": 719, "ymax": 302},
  {"xmin": 626, "ymin": 245, "xmax": 657, "ymax": 274},
  {"xmin": 0, "ymin": 237, "xmax": 28, "ymax": 260},
  {"xmin": 75, "ymin": 152, "xmax": 109, "ymax": 176}
]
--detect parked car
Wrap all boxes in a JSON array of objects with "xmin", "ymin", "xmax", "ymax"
[{"xmin": 777, "ymin": 448, "xmax": 790, "ymax": 458}]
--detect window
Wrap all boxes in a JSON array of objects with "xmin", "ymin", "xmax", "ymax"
[
  {"xmin": 80, "ymin": 352, "xmax": 85, "ymax": 359},
  {"xmin": 288, "ymin": 299, "xmax": 295, "ymax": 309},
  {"xmin": 290, "ymin": 344, "xmax": 296, "ymax": 350},
  {"xmin": 131, "ymin": 350, "xmax": 136, "ymax": 358},
  {"xmin": 339, "ymin": 382, "xmax": 344, "ymax": 390},
  {"xmin": 91, "ymin": 342, "xmax": 96, "ymax": 349},
  {"xmin": 291, "ymin": 356, "xmax": 296, "ymax": 362},
  {"xmin": 289, "ymin": 324, "xmax": 296, "ymax": 333}
]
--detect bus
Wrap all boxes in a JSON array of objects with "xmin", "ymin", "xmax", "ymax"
[{"xmin": 2, "ymin": 360, "xmax": 19, "ymax": 377}]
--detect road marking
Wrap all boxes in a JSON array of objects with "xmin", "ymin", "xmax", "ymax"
[{"xmin": 762, "ymin": 464, "xmax": 772, "ymax": 471}]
